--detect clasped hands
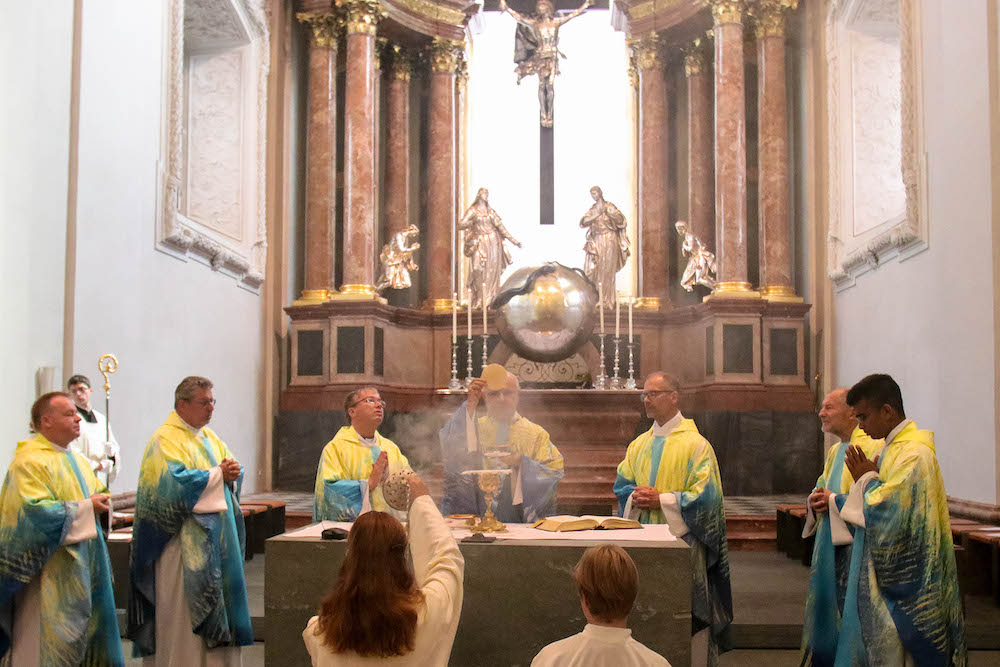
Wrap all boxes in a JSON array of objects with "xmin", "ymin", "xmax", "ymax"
[
  {"xmin": 631, "ymin": 486, "xmax": 661, "ymax": 510},
  {"xmin": 220, "ymin": 458, "xmax": 242, "ymax": 482},
  {"xmin": 809, "ymin": 445, "xmax": 880, "ymax": 514}
]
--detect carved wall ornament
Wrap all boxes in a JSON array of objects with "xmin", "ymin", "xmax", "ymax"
[
  {"xmin": 626, "ymin": 43, "xmax": 639, "ymax": 88},
  {"xmin": 428, "ymin": 36, "xmax": 464, "ymax": 73},
  {"xmin": 390, "ymin": 0, "xmax": 467, "ymax": 27},
  {"xmin": 503, "ymin": 353, "xmax": 590, "ymax": 387},
  {"xmin": 709, "ymin": 0, "xmax": 745, "ymax": 26},
  {"xmin": 626, "ymin": 0, "xmax": 686, "ymax": 23},
  {"xmin": 340, "ymin": 0, "xmax": 383, "ymax": 34},
  {"xmin": 297, "ymin": 12, "xmax": 341, "ymax": 48},
  {"xmin": 157, "ymin": 0, "xmax": 270, "ymax": 290},
  {"xmin": 825, "ymin": 0, "xmax": 927, "ymax": 290}
]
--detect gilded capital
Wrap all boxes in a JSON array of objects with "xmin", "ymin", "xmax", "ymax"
[
  {"xmin": 750, "ymin": 0, "xmax": 798, "ymax": 38},
  {"xmin": 296, "ymin": 12, "xmax": 341, "ymax": 49},
  {"xmin": 428, "ymin": 37, "xmax": 464, "ymax": 74},
  {"xmin": 389, "ymin": 44, "xmax": 413, "ymax": 81},
  {"xmin": 339, "ymin": 0, "xmax": 382, "ymax": 35},
  {"xmin": 375, "ymin": 37, "xmax": 389, "ymax": 69},
  {"xmin": 709, "ymin": 0, "xmax": 745, "ymax": 26},
  {"xmin": 633, "ymin": 36, "xmax": 665, "ymax": 72},
  {"xmin": 682, "ymin": 38, "xmax": 707, "ymax": 77}
]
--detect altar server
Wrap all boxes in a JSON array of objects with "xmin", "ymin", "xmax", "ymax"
[
  {"xmin": 532, "ymin": 544, "xmax": 670, "ymax": 666},
  {"xmin": 0, "ymin": 392, "xmax": 122, "ymax": 666},
  {"xmin": 439, "ymin": 371, "xmax": 564, "ymax": 522},
  {"xmin": 67, "ymin": 373, "xmax": 121, "ymax": 487},
  {"xmin": 313, "ymin": 387, "xmax": 411, "ymax": 521},
  {"xmin": 823, "ymin": 374, "xmax": 965, "ymax": 665},
  {"xmin": 128, "ymin": 376, "xmax": 252, "ymax": 664},
  {"xmin": 613, "ymin": 371, "xmax": 731, "ymax": 667},
  {"xmin": 800, "ymin": 388, "xmax": 882, "ymax": 666},
  {"xmin": 303, "ymin": 473, "xmax": 465, "ymax": 665}
]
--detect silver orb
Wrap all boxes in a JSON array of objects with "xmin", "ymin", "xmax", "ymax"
[{"xmin": 493, "ymin": 263, "xmax": 598, "ymax": 363}]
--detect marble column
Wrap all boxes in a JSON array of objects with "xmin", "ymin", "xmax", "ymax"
[
  {"xmin": 710, "ymin": 0, "xmax": 757, "ymax": 297},
  {"xmin": 684, "ymin": 40, "xmax": 715, "ymax": 254},
  {"xmin": 635, "ymin": 36, "xmax": 670, "ymax": 310},
  {"xmin": 294, "ymin": 12, "xmax": 339, "ymax": 304},
  {"xmin": 338, "ymin": 0, "xmax": 380, "ymax": 299},
  {"xmin": 424, "ymin": 38, "xmax": 462, "ymax": 310},
  {"xmin": 756, "ymin": 0, "xmax": 800, "ymax": 301},
  {"xmin": 383, "ymin": 46, "xmax": 411, "ymax": 239}
]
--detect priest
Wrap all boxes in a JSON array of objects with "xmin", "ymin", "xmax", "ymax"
[
  {"xmin": 128, "ymin": 376, "xmax": 253, "ymax": 664},
  {"xmin": 613, "ymin": 371, "xmax": 731, "ymax": 667},
  {"xmin": 828, "ymin": 374, "xmax": 966, "ymax": 665},
  {"xmin": 439, "ymin": 371, "xmax": 563, "ymax": 522},
  {"xmin": 313, "ymin": 387, "xmax": 411, "ymax": 521},
  {"xmin": 0, "ymin": 392, "xmax": 121, "ymax": 666},
  {"xmin": 67, "ymin": 373, "xmax": 120, "ymax": 487},
  {"xmin": 799, "ymin": 387, "xmax": 882, "ymax": 666}
]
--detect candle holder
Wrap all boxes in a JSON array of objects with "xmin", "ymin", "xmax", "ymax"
[
  {"xmin": 449, "ymin": 341, "xmax": 462, "ymax": 390},
  {"xmin": 464, "ymin": 336, "xmax": 474, "ymax": 389},
  {"xmin": 480, "ymin": 333, "xmax": 489, "ymax": 372},
  {"xmin": 624, "ymin": 342, "xmax": 637, "ymax": 390},
  {"xmin": 610, "ymin": 336, "xmax": 622, "ymax": 390},
  {"xmin": 594, "ymin": 333, "xmax": 607, "ymax": 390}
]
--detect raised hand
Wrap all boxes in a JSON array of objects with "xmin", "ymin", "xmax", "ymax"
[
  {"xmin": 407, "ymin": 473, "xmax": 430, "ymax": 500},
  {"xmin": 467, "ymin": 377, "xmax": 487, "ymax": 414}
]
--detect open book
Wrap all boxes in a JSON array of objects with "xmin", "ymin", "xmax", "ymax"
[{"xmin": 531, "ymin": 515, "xmax": 642, "ymax": 532}]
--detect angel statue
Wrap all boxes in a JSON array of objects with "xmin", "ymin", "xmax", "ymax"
[
  {"xmin": 376, "ymin": 225, "xmax": 421, "ymax": 292},
  {"xmin": 459, "ymin": 188, "xmax": 522, "ymax": 309},
  {"xmin": 499, "ymin": 0, "xmax": 592, "ymax": 127},
  {"xmin": 580, "ymin": 186, "xmax": 630, "ymax": 310},
  {"xmin": 675, "ymin": 220, "xmax": 717, "ymax": 292}
]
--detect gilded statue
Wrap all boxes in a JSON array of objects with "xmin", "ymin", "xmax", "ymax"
[
  {"xmin": 375, "ymin": 225, "xmax": 420, "ymax": 292},
  {"xmin": 675, "ymin": 221, "xmax": 717, "ymax": 292},
  {"xmin": 499, "ymin": 0, "xmax": 592, "ymax": 128},
  {"xmin": 459, "ymin": 188, "xmax": 522, "ymax": 309},
  {"xmin": 580, "ymin": 186, "xmax": 629, "ymax": 310}
]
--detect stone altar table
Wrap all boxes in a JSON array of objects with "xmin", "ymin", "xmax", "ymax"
[{"xmin": 265, "ymin": 521, "xmax": 692, "ymax": 666}]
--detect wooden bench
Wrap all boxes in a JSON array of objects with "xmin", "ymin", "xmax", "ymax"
[{"xmin": 967, "ymin": 528, "xmax": 1000, "ymax": 604}]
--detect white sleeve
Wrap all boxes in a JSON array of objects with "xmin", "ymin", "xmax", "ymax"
[
  {"xmin": 408, "ymin": 496, "xmax": 465, "ymax": 631},
  {"xmin": 840, "ymin": 471, "xmax": 878, "ymax": 529},
  {"xmin": 465, "ymin": 410, "xmax": 479, "ymax": 453},
  {"xmin": 659, "ymin": 492, "xmax": 690, "ymax": 538},
  {"xmin": 828, "ymin": 491, "xmax": 855, "ymax": 545},
  {"xmin": 802, "ymin": 491, "xmax": 818, "ymax": 538},
  {"xmin": 622, "ymin": 492, "xmax": 641, "ymax": 521},
  {"xmin": 64, "ymin": 500, "xmax": 98, "ymax": 544},
  {"xmin": 359, "ymin": 479, "xmax": 372, "ymax": 516},
  {"xmin": 192, "ymin": 466, "xmax": 228, "ymax": 513}
]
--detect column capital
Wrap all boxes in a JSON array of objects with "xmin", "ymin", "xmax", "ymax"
[
  {"xmin": 375, "ymin": 36, "xmax": 389, "ymax": 69},
  {"xmin": 428, "ymin": 37, "xmax": 465, "ymax": 74},
  {"xmin": 387, "ymin": 44, "xmax": 413, "ymax": 81},
  {"xmin": 338, "ymin": 0, "xmax": 382, "ymax": 35},
  {"xmin": 632, "ymin": 35, "xmax": 665, "ymax": 72},
  {"xmin": 296, "ymin": 12, "xmax": 341, "ymax": 48},
  {"xmin": 682, "ymin": 37, "xmax": 709, "ymax": 77},
  {"xmin": 750, "ymin": 0, "xmax": 798, "ymax": 38},
  {"xmin": 455, "ymin": 49, "xmax": 469, "ymax": 91},
  {"xmin": 708, "ymin": 0, "xmax": 746, "ymax": 26}
]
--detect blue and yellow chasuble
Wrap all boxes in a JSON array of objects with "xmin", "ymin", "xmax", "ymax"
[
  {"xmin": 313, "ymin": 426, "xmax": 411, "ymax": 521},
  {"xmin": 439, "ymin": 407, "xmax": 564, "ymax": 522},
  {"xmin": 822, "ymin": 422, "xmax": 966, "ymax": 666},
  {"xmin": 0, "ymin": 434, "xmax": 122, "ymax": 666},
  {"xmin": 128, "ymin": 411, "xmax": 252, "ymax": 657},
  {"xmin": 800, "ymin": 426, "xmax": 881, "ymax": 667},
  {"xmin": 614, "ymin": 419, "xmax": 732, "ymax": 664}
]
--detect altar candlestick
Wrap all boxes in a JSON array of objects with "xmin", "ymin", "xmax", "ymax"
[
  {"xmin": 598, "ymin": 284, "xmax": 605, "ymax": 334},
  {"xmin": 467, "ymin": 288, "xmax": 472, "ymax": 338},
  {"xmin": 628, "ymin": 293, "xmax": 634, "ymax": 343},
  {"xmin": 482, "ymin": 282, "xmax": 488, "ymax": 334},
  {"xmin": 615, "ymin": 293, "xmax": 620, "ymax": 338},
  {"xmin": 452, "ymin": 292, "xmax": 458, "ymax": 343}
]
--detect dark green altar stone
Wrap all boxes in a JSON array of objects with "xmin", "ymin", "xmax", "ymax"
[{"xmin": 265, "ymin": 531, "xmax": 692, "ymax": 666}]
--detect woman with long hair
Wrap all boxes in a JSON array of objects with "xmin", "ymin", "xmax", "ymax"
[{"xmin": 302, "ymin": 474, "xmax": 465, "ymax": 666}]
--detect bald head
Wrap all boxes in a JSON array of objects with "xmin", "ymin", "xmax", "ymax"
[
  {"xmin": 484, "ymin": 371, "xmax": 520, "ymax": 422},
  {"xmin": 819, "ymin": 387, "xmax": 857, "ymax": 442}
]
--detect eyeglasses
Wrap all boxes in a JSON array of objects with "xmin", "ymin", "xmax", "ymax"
[
  {"xmin": 640, "ymin": 390, "xmax": 674, "ymax": 401},
  {"xmin": 352, "ymin": 397, "xmax": 386, "ymax": 409},
  {"xmin": 485, "ymin": 389, "xmax": 517, "ymax": 399},
  {"xmin": 190, "ymin": 398, "xmax": 216, "ymax": 407}
]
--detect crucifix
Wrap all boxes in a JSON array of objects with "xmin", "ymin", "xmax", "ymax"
[{"xmin": 499, "ymin": 0, "xmax": 591, "ymax": 224}]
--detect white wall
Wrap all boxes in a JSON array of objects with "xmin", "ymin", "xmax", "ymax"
[
  {"xmin": 68, "ymin": 0, "xmax": 266, "ymax": 493},
  {"xmin": 0, "ymin": 2, "xmax": 74, "ymax": 466},
  {"xmin": 833, "ymin": 0, "xmax": 997, "ymax": 504}
]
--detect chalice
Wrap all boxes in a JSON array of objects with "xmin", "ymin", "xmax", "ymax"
[{"xmin": 461, "ymin": 468, "xmax": 511, "ymax": 533}]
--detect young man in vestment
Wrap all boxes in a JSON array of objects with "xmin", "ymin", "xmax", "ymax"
[
  {"xmin": 128, "ymin": 376, "xmax": 253, "ymax": 664},
  {"xmin": 313, "ymin": 387, "xmax": 411, "ymax": 521},
  {"xmin": 613, "ymin": 371, "xmax": 731, "ymax": 667},
  {"xmin": 67, "ymin": 373, "xmax": 121, "ymax": 487},
  {"xmin": 0, "ymin": 392, "xmax": 122, "ymax": 666},
  {"xmin": 829, "ymin": 374, "xmax": 966, "ymax": 665},
  {"xmin": 439, "ymin": 371, "xmax": 564, "ymax": 522},
  {"xmin": 800, "ymin": 388, "xmax": 882, "ymax": 666}
]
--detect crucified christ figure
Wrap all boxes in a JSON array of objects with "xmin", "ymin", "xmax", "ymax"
[{"xmin": 499, "ymin": 0, "xmax": 592, "ymax": 128}]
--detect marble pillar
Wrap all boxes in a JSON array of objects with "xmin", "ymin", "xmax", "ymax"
[
  {"xmin": 338, "ymin": 0, "xmax": 380, "ymax": 299},
  {"xmin": 295, "ymin": 13, "xmax": 339, "ymax": 304},
  {"xmin": 685, "ymin": 40, "xmax": 715, "ymax": 254},
  {"xmin": 756, "ymin": 0, "xmax": 800, "ymax": 301},
  {"xmin": 635, "ymin": 36, "xmax": 670, "ymax": 310},
  {"xmin": 710, "ymin": 0, "xmax": 757, "ymax": 297},
  {"xmin": 383, "ymin": 46, "xmax": 411, "ymax": 239},
  {"xmin": 425, "ymin": 38, "xmax": 462, "ymax": 310}
]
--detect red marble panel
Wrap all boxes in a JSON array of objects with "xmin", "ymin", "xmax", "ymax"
[
  {"xmin": 343, "ymin": 31, "xmax": 376, "ymax": 287},
  {"xmin": 427, "ymin": 70, "xmax": 456, "ymax": 302},
  {"xmin": 758, "ymin": 34, "xmax": 791, "ymax": 290},
  {"xmin": 304, "ymin": 42, "xmax": 337, "ymax": 292}
]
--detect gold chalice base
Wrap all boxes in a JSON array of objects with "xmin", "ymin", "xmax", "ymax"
[{"xmin": 462, "ymin": 469, "xmax": 510, "ymax": 533}]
